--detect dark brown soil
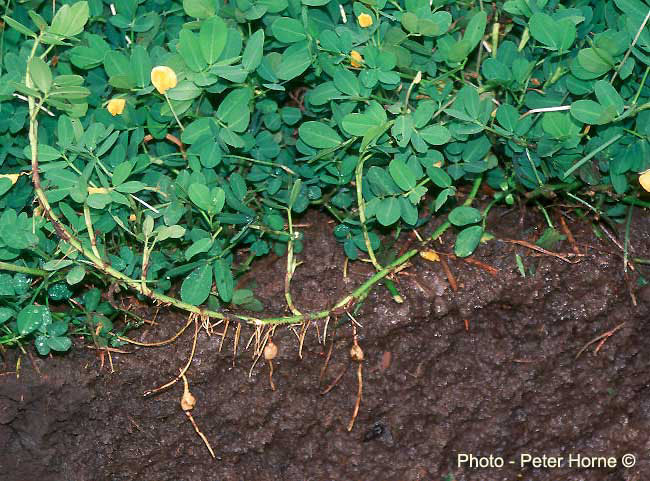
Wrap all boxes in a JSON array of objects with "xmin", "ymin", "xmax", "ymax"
[{"xmin": 1, "ymin": 206, "xmax": 649, "ymax": 481}]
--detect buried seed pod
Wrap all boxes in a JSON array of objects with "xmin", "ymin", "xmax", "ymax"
[
  {"xmin": 264, "ymin": 339, "xmax": 278, "ymax": 360},
  {"xmin": 265, "ymin": 339, "xmax": 278, "ymax": 391},
  {"xmin": 181, "ymin": 373, "xmax": 196, "ymax": 411},
  {"xmin": 350, "ymin": 343, "xmax": 364, "ymax": 362},
  {"xmin": 180, "ymin": 373, "xmax": 215, "ymax": 458}
]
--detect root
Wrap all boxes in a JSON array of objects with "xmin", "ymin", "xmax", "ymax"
[
  {"xmin": 118, "ymin": 315, "xmax": 194, "ymax": 347},
  {"xmin": 347, "ymin": 361, "xmax": 363, "ymax": 432},
  {"xmin": 185, "ymin": 412, "xmax": 216, "ymax": 459},
  {"xmin": 576, "ymin": 322, "xmax": 627, "ymax": 360},
  {"xmin": 268, "ymin": 360, "xmax": 275, "ymax": 391},
  {"xmin": 347, "ymin": 325, "xmax": 364, "ymax": 431},
  {"xmin": 180, "ymin": 372, "xmax": 216, "ymax": 459},
  {"xmin": 144, "ymin": 316, "xmax": 199, "ymax": 396}
]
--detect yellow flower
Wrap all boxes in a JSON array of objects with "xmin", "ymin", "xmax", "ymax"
[
  {"xmin": 640, "ymin": 169, "xmax": 650, "ymax": 192},
  {"xmin": 107, "ymin": 98, "xmax": 126, "ymax": 116},
  {"xmin": 151, "ymin": 66, "xmax": 178, "ymax": 95},
  {"xmin": 350, "ymin": 50, "xmax": 363, "ymax": 68},
  {"xmin": 357, "ymin": 13, "xmax": 373, "ymax": 28}
]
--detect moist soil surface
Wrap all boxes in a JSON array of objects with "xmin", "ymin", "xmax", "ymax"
[{"xmin": 1, "ymin": 205, "xmax": 649, "ymax": 481}]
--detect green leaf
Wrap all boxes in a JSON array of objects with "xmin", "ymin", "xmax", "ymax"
[
  {"xmin": 70, "ymin": 34, "xmax": 110, "ymax": 69},
  {"xmin": 185, "ymin": 237, "xmax": 213, "ymax": 260},
  {"xmin": 181, "ymin": 264, "xmax": 213, "ymax": 306},
  {"xmin": 542, "ymin": 112, "xmax": 580, "ymax": 138},
  {"xmin": 419, "ymin": 124, "xmax": 451, "ymax": 145},
  {"xmin": 17, "ymin": 305, "xmax": 51, "ymax": 336},
  {"xmin": 157, "ymin": 225, "xmax": 186, "ymax": 241},
  {"xmin": 570, "ymin": 100, "xmax": 613, "ymax": 125},
  {"xmin": 276, "ymin": 43, "xmax": 311, "ymax": 80},
  {"xmin": 182, "ymin": 118, "xmax": 217, "ymax": 144},
  {"xmin": 271, "ymin": 17, "xmax": 306, "ymax": 43},
  {"xmin": 613, "ymin": 0, "xmax": 649, "ymax": 19},
  {"xmin": 130, "ymin": 45, "xmax": 152, "ymax": 88},
  {"xmin": 0, "ymin": 307, "xmax": 14, "ymax": 325},
  {"xmin": 216, "ymin": 88, "xmax": 252, "ymax": 132},
  {"xmin": 454, "ymin": 225, "xmax": 483, "ymax": 257},
  {"xmin": 496, "ymin": 104, "xmax": 519, "ymax": 131},
  {"xmin": 399, "ymin": 196, "xmax": 419, "ymax": 225},
  {"xmin": 576, "ymin": 48, "xmax": 613, "ymax": 76},
  {"xmin": 47, "ymin": 336, "xmax": 72, "ymax": 351},
  {"xmin": 214, "ymin": 259, "xmax": 234, "ymax": 302},
  {"xmin": 0, "ymin": 178, "xmax": 14, "ymax": 198},
  {"xmin": 448, "ymin": 206, "xmax": 482, "ymax": 226},
  {"xmin": 594, "ymin": 79, "xmax": 625, "ymax": 115},
  {"xmin": 200, "ymin": 16, "xmax": 228, "ymax": 64},
  {"xmin": 342, "ymin": 113, "xmax": 377, "ymax": 136},
  {"xmin": 447, "ymin": 11, "xmax": 486, "ymax": 62},
  {"xmin": 66, "ymin": 265, "xmax": 86, "ymax": 285},
  {"xmin": 188, "ymin": 183, "xmax": 225, "ymax": 214},
  {"xmin": 333, "ymin": 69, "xmax": 360, "ymax": 96},
  {"xmin": 112, "ymin": 161, "xmax": 133, "ymax": 186},
  {"xmin": 2, "ymin": 15, "xmax": 37, "ymax": 38},
  {"xmin": 35, "ymin": 336, "xmax": 50, "ymax": 356},
  {"xmin": 183, "ymin": 0, "xmax": 217, "ymax": 18},
  {"xmin": 49, "ymin": 1, "xmax": 89, "ymax": 38},
  {"xmin": 427, "ymin": 166, "xmax": 452, "ymax": 188},
  {"xmin": 309, "ymin": 82, "xmax": 340, "ymax": 105},
  {"xmin": 529, "ymin": 13, "xmax": 575, "ymax": 51},
  {"xmin": 388, "ymin": 157, "xmax": 417, "ymax": 191},
  {"xmin": 367, "ymin": 166, "xmax": 400, "ymax": 196},
  {"xmin": 299, "ymin": 121, "xmax": 342, "ymax": 148},
  {"xmin": 464, "ymin": 11, "xmax": 487, "ymax": 48},
  {"xmin": 243, "ymin": 29, "xmax": 265, "ymax": 72},
  {"xmin": 29, "ymin": 57, "xmax": 52, "ymax": 93},
  {"xmin": 376, "ymin": 197, "xmax": 401, "ymax": 226},
  {"xmin": 178, "ymin": 29, "xmax": 207, "ymax": 72},
  {"xmin": 167, "ymin": 81, "xmax": 202, "ymax": 101}
]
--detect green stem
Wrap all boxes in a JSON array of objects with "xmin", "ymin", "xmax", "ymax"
[
  {"xmin": 0, "ymin": 261, "xmax": 48, "ymax": 277},
  {"xmin": 224, "ymin": 154, "xmax": 297, "ymax": 176},
  {"xmin": 622, "ymin": 196, "xmax": 650, "ymax": 208},
  {"xmin": 243, "ymin": 248, "xmax": 419, "ymax": 325},
  {"xmin": 623, "ymin": 204, "xmax": 633, "ymax": 273},
  {"xmin": 384, "ymin": 278, "xmax": 403, "ymax": 303},
  {"xmin": 631, "ymin": 66, "xmax": 650, "ymax": 105},
  {"xmin": 563, "ymin": 134, "xmax": 623, "ymax": 179},
  {"xmin": 164, "ymin": 93, "xmax": 184, "ymax": 131},
  {"xmin": 355, "ymin": 153, "xmax": 382, "ymax": 270}
]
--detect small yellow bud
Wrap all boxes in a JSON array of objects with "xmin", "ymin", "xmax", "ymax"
[
  {"xmin": 128, "ymin": 214, "xmax": 136, "ymax": 222},
  {"xmin": 106, "ymin": 98, "xmax": 126, "ymax": 116},
  {"xmin": 419, "ymin": 250, "xmax": 440, "ymax": 262},
  {"xmin": 350, "ymin": 50, "xmax": 363, "ymax": 68},
  {"xmin": 88, "ymin": 187, "xmax": 110, "ymax": 195},
  {"xmin": 357, "ymin": 13, "xmax": 373, "ymax": 28},
  {"xmin": 151, "ymin": 66, "xmax": 178, "ymax": 95},
  {"xmin": 640, "ymin": 169, "xmax": 650, "ymax": 192}
]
